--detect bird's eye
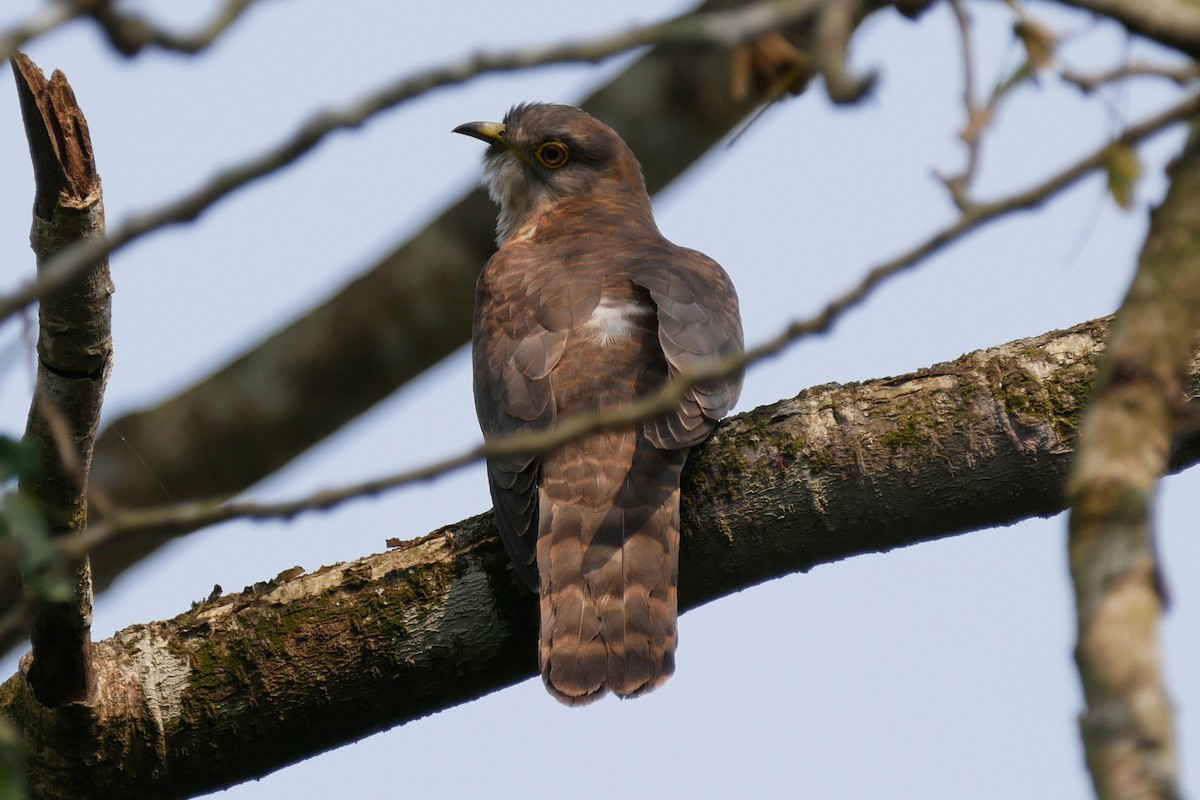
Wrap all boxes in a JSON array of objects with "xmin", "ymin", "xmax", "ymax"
[{"xmin": 535, "ymin": 141, "xmax": 569, "ymax": 169}]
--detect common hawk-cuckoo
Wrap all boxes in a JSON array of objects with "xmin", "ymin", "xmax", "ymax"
[{"xmin": 455, "ymin": 103, "xmax": 743, "ymax": 704}]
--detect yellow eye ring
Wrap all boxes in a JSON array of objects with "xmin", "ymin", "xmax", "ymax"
[{"xmin": 535, "ymin": 141, "xmax": 569, "ymax": 169}]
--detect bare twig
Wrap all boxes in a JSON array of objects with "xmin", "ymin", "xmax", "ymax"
[
  {"xmin": 89, "ymin": 0, "xmax": 263, "ymax": 56},
  {"xmin": 1063, "ymin": 60, "xmax": 1200, "ymax": 93},
  {"xmin": 33, "ymin": 391, "xmax": 116, "ymax": 520},
  {"xmin": 939, "ymin": 2, "xmax": 1060, "ymax": 209},
  {"xmin": 0, "ymin": 0, "xmax": 824, "ymax": 328},
  {"xmin": 32, "ymin": 393, "xmax": 84, "ymax": 494},
  {"xmin": 0, "ymin": 0, "xmax": 266, "ymax": 61},
  {"xmin": 953, "ymin": 0, "xmax": 980, "ymax": 121},
  {"xmin": 0, "ymin": 2, "xmax": 79, "ymax": 64},
  {"xmin": 754, "ymin": 91, "xmax": 1200, "ymax": 374},
  {"xmin": 811, "ymin": 0, "xmax": 877, "ymax": 103},
  {"xmin": 53, "ymin": 90, "xmax": 1200, "ymax": 562},
  {"xmin": 940, "ymin": 0, "xmax": 984, "ymax": 208}
]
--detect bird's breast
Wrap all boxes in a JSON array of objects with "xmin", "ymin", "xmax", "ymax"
[{"xmin": 581, "ymin": 296, "xmax": 656, "ymax": 345}]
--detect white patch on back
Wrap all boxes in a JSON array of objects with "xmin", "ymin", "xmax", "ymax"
[{"xmin": 583, "ymin": 296, "xmax": 655, "ymax": 344}]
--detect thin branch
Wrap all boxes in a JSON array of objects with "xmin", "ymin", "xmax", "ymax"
[
  {"xmin": 32, "ymin": 392, "xmax": 84, "ymax": 491},
  {"xmin": 1063, "ymin": 60, "xmax": 1200, "ymax": 94},
  {"xmin": 953, "ymin": 0, "xmax": 980, "ymax": 122},
  {"xmin": 53, "ymin": 90, "xmax": 1200, "ymax": 563},
  {"xmin": 66, "ymin": 452, "xmax": 484, "ymax": 559},
  {"xmin": 743, "ymin": 90, "xmax": 1200, "ymax": 370},
  {"xmin": 940, "ymin": 0, "xmax": 984, "ymax": 207},
  {"xmin": 0, "ymin": 0, "xmax": 268, "ymax": 61},
  {"xmin": 88, "ymin": 0, "xmax": 262, "ymax": 56},
  {"xmin": 810, "ymin": 0, "xmax": 877, "ymax": 103},
  {"xmin": 0, "ymin": 0, "xmax": 826, "ymax": 327},
  {"xmin": 0, "ymin": 3, "xmax": 79, "ymax": 64},
  {"xmin": 949, "ymin": 90, "xmax": 1199, "ymax": 219},
  {"xmin": 939, "ymin": 2, "xmax": 1059, "ymax": 209}
]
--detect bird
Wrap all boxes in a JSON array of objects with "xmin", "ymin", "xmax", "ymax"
[{"xmin": 455, "ymin": 103, "xmax": 743, "ymax": 704}]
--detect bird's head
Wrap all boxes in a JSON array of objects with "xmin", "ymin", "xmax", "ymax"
[{"xmin": 454, "ymin": 103, "xmax": 652, "ymax": 245}]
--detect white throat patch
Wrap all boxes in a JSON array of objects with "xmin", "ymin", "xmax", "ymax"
[{"xmin": 482, "ymin": 151, "xmax": 551, "ymax": 246}]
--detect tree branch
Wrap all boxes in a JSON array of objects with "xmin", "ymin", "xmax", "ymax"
[
  {"xmin": 0, "ymin": 4, "xmax": 78, "ymax": 65},
  {"xmin": 1065, "ymin": 124, "xmax": 1200, "ymax": 799},
  {"xmin": 7, "ymin": 315, "xmax": 1200, "ymax": 797},
  {"xmin": 810, "ymin": 0, "xmax": 877, "ymax": 103},
  {"xmin": 86, "ymin": 0, "xmax": 262, "ymax": 57},
  {"xmin": 10, "ymin": 55, "xmax": 112, "ymax": 708},
  {"xmin": 1063, "ymin": 60, "xmax": 1200, "ymax": 94},
  {"xmin": 1056, "ymin": 0, "xmax": 1200, "ymax": 59}
]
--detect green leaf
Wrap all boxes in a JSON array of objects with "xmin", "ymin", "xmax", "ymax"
[
  {"xmin": 993, "ymin": 60, "xmax": 1034, "ymax": 101},
  {"xmin": 1, "ymin": 492, "xmax": 72, "ymax": 604},
  {"xmin": 1103, "ymin": 142, "xmax": 1142, "ymax": 210},
  {"xmin": 993, "ymin": 18, "xmax": 1057, "ymax": 100},
  {"xmin": 1014, "ymin": 18, "xmax": 1056, "ymax": 71},
  {"xmin": 0, "ymin": 437, "xmax": 37, "ymax": 484}
]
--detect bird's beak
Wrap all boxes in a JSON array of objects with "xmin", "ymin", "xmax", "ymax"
[{"xmin": 453, "ymin": 120, "xmax": 507, "ymax": 147}]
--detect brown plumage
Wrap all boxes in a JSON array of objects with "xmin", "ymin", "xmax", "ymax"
[{"xmin": 455, "ymin": 103, "xmax": 743, "ymax": 704}]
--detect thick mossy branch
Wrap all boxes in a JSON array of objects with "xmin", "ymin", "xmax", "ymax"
[
  {"xmin": 9, "ymin": 316, "xmax": 1195, "ymax": 798},
  {"xmin": 678, "ymin": 317, "xmax": 1106, "ymax": 602},
  {"xmin": 2, "ymin": 525, "xmax": 532, "ymax": 799}
]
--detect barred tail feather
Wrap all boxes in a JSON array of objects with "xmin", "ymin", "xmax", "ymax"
[
  {"xmin": 538, "ymin": 502, "xmax": 608, "ymax": 704},
  {"xmin": 538, "ymin": 436, "xmax": 685, "ymax": 705}
]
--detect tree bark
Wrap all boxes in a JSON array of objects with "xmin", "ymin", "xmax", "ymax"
[
  {"xmin": 1066, "ymin": 126, "xmax": 1200, "ymax": 799},
  {"xmin": 11, "ymin": 54, "xmax": 111, "ymax": 709},
  {"xmin": 6, "ymin": 315, "xmax": 1198, "ymax": 799},
  {"xmin": 1056, "ymin": 0, "xmax": 1200, "ymax": 59}
]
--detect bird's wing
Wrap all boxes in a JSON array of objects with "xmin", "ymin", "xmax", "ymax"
[
  {"xmin": 632, "ymin": 246, "xmax": 745, "ymax": 449},
  {"xmin": 473, "ymin": 245, "xmax": 601, "ymax": 590}
]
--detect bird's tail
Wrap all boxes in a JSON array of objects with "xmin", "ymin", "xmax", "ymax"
[{"xmin": 537, "ymin": 432, "xmax": 686, "ymax": 705}]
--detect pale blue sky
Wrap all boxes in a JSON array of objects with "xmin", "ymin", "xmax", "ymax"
[{"xmin": 1, "ymin": 1, "xmax": 1198, "ymax": 798}]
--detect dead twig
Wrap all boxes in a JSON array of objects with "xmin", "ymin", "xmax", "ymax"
[{"xmin": 12, "ymin": 53, "xmax": 112, "ymax": 707}]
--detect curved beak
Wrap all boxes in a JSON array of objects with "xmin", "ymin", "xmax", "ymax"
[{"xmin": 453, "ymin": 120, "xmax": 507, "ymax": 147}]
